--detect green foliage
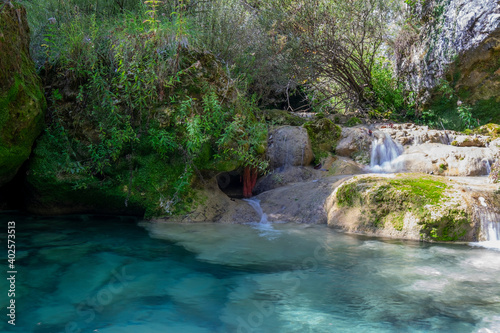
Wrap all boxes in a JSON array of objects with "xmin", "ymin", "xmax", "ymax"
[
  {"xmin": 24, "ymin": 3, "xmax": 270, "ymax": 217},
  {"xmin": 346, "ymin": 117, "xmax": 362, "ymax": 127},
  {"xmin": 457, "ymin": 103, "xmax": 477, "ymax": 130},
  {"xmin": 370, "ymin": 58, "xmax": 411, "ymax": 115}
]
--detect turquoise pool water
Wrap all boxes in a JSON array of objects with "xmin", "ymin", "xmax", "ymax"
[{"xmin": 1, "ymin": 213, "xmax": 499, "ymax": 333}]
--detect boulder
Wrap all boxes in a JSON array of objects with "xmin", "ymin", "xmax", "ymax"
[
  {"xmin": 266, "ymin": 126, "xmax": 314, "ymax": 168},
  {"xmin": 303, "ymin": 118, "xmax": 342, "ymax": 163},
  {"xmin": 253, "ymin": 166, "xmax": 314, "ymax": 195},
  {"xmin": 154, "ymin": 178, "xmax": 259, "ymax": 223},
  {"xmin": 475, "ymin": 123, "xmax": 500, "ymax": 139},
  {"xmin": 335, "ymin": 126, "xmax": 373, "ymax": 164},
  {"xmin": 326, "ymin": 173, "xmax": 500, "ymax": 242},
  {"xmin": 0, "ymin": 4, "xmax": 46, "ymax": 186},
  {"xmin": 255, "ymin": 175, "xmax": 347, "ymax": 224}
]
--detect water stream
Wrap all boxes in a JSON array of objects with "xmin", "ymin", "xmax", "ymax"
[
  {"xmin": 243, "ymin": 198, "xmax": 281, "ymax": 239},
  {"xmin": 470, "ymin": 202, "xmax": 500, "ymax": 250},
  {"xmin": 370, "ymin": 131, "xmax": 404, "ymax": 173},
  {"xmin": 3, "ymin": 213, "xmax": 500, "ymax": 333}
]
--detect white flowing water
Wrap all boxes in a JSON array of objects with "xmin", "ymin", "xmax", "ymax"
[
  {"xmin": 370, "ymin": 132, "xmax": 404, "ymax": 173},
  {"xmin": 243, "ymin": 198, "xmax": 268, "ymax": 223},
  {"xmin": 243, "ymin": 198, "xmax": 281, "ymax": 239},
  {"xmin": 482, "ymin": 158, "xmax": 492, "ymax": 175},
  {"xmin": 470, "ymin": 202, "xmax": 500, "ymax": 251}
]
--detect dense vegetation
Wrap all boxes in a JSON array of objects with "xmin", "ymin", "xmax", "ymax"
[{"xmin": 4, "ymin": 0, "xmax": 498, "ymax": 216}]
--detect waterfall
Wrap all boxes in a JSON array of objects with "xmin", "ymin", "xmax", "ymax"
[
  {"xmin": 483, "ymin": 159, "xmax": 492, "ymax": 175},
  {"xmin": 470, "ymin": 199, "xmax": 500, "ymax": 250},
  {"xmin": 370, "ymin": 132, "xmax": 404, "ymax": 173},
  {"xmin": 243, "ymin": 198, "xmax": 280, "ymax": 239},
  {"xmin": 484, "ymin": 222, "xmax": 500, "ymax": 242},
  {"xmin": 243, "ymin": 198, "xmax": 269, "ymax": 223}
]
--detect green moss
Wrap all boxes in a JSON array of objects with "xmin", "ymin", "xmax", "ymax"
[
  {"xmin": 336, "ymin": 174, "xmax": 471, "ymax": 240},
  {"xmin": 474, "ymin": 123, "xmax": 500, "ymax": 138},
  {"xmin": 336, "ymin": 182, "xmax": 362, "ymax": 207},
  {"xmin": 259, "ymin": 109, "xmax": 307, "ymax": 126},
  {"xmin": 419, "ymin": 208, "xmax": 470, "ymax": 241},
  {"xmin": 0, "ymin": 5, "xmax": 46, "ymax": 186},
  {"xmin": 390, "ymin": 212, "xmax": 405, "ymax": 231},
  {"xmin": 304, "ymin": 118, "xmax": 341, "ymax": 163},
  {"xmin": 345, "ymin": 117, "xmax": 362, "ymax": 127},
  {"xmin": 27, "ymin": 132, "xmax": 198, "ymax": 217}
]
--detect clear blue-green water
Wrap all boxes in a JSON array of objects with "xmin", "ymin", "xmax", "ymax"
[{"xmin": 1, "ymin": 213, "xmax": 500, "ymax": 333}]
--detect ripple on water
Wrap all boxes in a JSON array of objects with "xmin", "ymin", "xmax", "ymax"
[{"xmin": 4, "ymin": 214, "xmax": 500, "ymax": 333}]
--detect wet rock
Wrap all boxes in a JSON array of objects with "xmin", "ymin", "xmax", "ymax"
[
  {"xmin": 374, "ymin": 123, "xmax": 455, "ymax": 146},
  {"xmin": 253, "ymin": 166, "xmax": 314, "ymax": 195},
  {"xmin": 255, "ymin": 175, "xmax": 347, "ymax": 224}
]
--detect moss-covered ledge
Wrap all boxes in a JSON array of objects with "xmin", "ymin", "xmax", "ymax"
[
  {"xmin": 0, "ymin": 3, "xmax": 46, "ymax": 186},
  {"xmin": 326, "ymin": 173, "xmax": 489, "ymax": 242}
]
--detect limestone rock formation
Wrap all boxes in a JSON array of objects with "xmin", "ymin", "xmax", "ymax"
[
  {"xmin": 335, "ymin": 126, "xmax": 373, "ymax": 164},
  {"xmin": 370, "ymin": 123, "xmax": 498, "ymax": 176},
  {"xmin": 489, "ymin": 159, "xmax": 500, "ymax": 183},
  {"xmin": 154, "ymin": 178, "xmax": 259, "ymax": 223},
  {"xmin": 398, "ymin": 0, "xmax": 500, "ymax": 110},
  {"xmin": 0, "ymin": 4, "xmax": 46, "ymax": 186},
  {"xmin": 326, "ymin": 173, "xmax": 500, "ymax": 242},
  {"xmin": 266, "ymin": 126, "xmax": 314, "ymax": 169}
]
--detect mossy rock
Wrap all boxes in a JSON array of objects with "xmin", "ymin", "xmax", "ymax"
[
  {"xmin": 473, "ymin": 123, "xmax": 500, "ymax": 139},
  {"xmin": 334, "ymin": 174, "xmax": 474, "ymax": 242},
  {"xmin": 0, "ymin": 4, "xmax": 46, "ymax": 186},
  {"xmin": 259, "ymin": 109, "xmax": 307, "ymax": 126},
  {"xmin": 345, "ymin": 117, "xmax": 363, "ymax": 127},
  {"xmin": 303, "ymin": 118, "xmax": 341, "ymax": 163}
]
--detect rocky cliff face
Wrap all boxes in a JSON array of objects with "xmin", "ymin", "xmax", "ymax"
[
  {"xmin": 0, "ymin": 4, "xmax": 46, "ymax": 187},
  {"xmin": 398, "ymin": 0, "xmax": 500, "ymax": 119}
]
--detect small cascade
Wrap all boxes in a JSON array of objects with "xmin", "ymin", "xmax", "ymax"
[
  {"xmin": 243, "ymin": 198, "xmax": 280, "ymax": 239},
  {"xmin": 243, "ymin": 198, "xmax": 268, "ymax": 223},
  {"xmin": 470, "ymin": 199, "xmax": 500, "ymax": 250},
  {"xmin": 483, "ymin": 159, "xmax": 492, "ymax": 175},
  {"xmin": 370, "ymin": 132, "xmax": 404, "ymax": 173},
  {"xmin": 484, "ymin": 221, "xmax": 500, "ymax": 242}
]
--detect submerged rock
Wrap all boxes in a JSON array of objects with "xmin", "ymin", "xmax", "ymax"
[{"xmin": 0, "ymin": 4, "xmax": 46, "ymax": 186}]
